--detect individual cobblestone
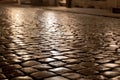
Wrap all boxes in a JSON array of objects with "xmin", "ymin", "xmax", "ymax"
[
  {"xmin": 38, "ymin": 58, "xmax": 56, "ymax": 63},
  {"xmin": 32, "ymin": 64, "xmax": 52, "ymax": 70},
  {"xmin": 102, "ymin": 63, "xmax": 120, "ymax": 68},
  {"xmin": 30, "ymin": 71, "xmax": 56, "ymax": 79},
  {"xmin": 44, "ymin": 76, "xmax": 69, "ymax": 80},
  {"xmin": 49, "ymin": 61, "xmax": 66, "ymax": 67},
  {"xmin": 4, "ymin": 70, "xmax": 24, "ymax": 78},
  {"xmin": 62, "ymin": 72, "xmax": 82, "ymax": 79},
  {"xmin": 0, "ymin": 73, "xmax": 6, "ymax": 79},
  {"xmin": 49, "ymin": 67, "xmax": 72, "ymax": 74},
  {"xmin": 21, "ymin": 67, "xmax": 38, "ymax": 74},
  {"xmin": 110, "ymin": 76, "xmax": 120, "ymax": 80},
  {"xmin": 22, "ymin": 61, "xmax": 41, "ymax": 67},
  {"xmin": 103, "ymin": 71, "xmax": 120, "ymax": 78},
  {"xmin": 11, "ymin": 76, "xmax": 33, "ymax": 80}
]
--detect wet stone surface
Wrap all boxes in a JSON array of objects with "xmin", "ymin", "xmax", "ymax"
[{"xmin": 0, "ymin": 6, "xmax": 120, "ymax": 80}]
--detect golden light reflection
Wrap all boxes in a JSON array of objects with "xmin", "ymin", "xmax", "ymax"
[
  {"xmin": 41, "ymin": 11, "xmax": 75, "ymax": 49},
  {"xmin": 43, "ymin": 11, "xmax": 74, "ymax": 37},
  {"xmin": 41, "ymin": 11, "xmax": 63, "ymax": 48},
  {"xmin": 10, "ymin": 9, "xmax": 24, "ymax": 25},
  {"xmin": 8, "ymin": 8, "xmax": 25, "ymax": 47},
  {"xmin": 44, "ymin": 12, "xmax": 58, "ymax": 31}
]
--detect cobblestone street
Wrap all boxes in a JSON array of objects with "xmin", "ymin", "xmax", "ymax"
[{"xmin": 0, "ymin": 6, "xmax": 120, "ymax": 80}]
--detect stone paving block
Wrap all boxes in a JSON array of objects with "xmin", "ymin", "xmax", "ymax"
[
  {"xmin": 49, "ymin": 61, "xmax": 66, "ymax": 67},
  {"xmin": 32, "ymin": 64, "xmax": 52, "ymax": 70},
  {"xmin": 80, "ymin": 62, "xmax": 95, "ymax": 68},
  {"xmin": 4, "ymin": 70, "xmax": 24, "ymax": 78},
  {"xmin": 79, "ymin": 57, "xmax": 95, "ymax": 62},
  {"xmin": 10, "ymin": 64, "xmax": 22, "ymax": 69},
  {"xmin": 7, "ymin": 58, "xmax": 22, "ymax": 64},
  {"xmin": 4, "ymin": 53, "xmax": 18, "ymax": 57},
  {"xmin": 53, "ymin": 56, "xmax": 68, "ymax": 60},
  {"xmin": 62, "ymin": 59, "xmax": 78, "ymax": 64},
  {"xmin": 0, "ymin": 62, "xmax": 9, "ymax": 67},
  {"xmin": 15, "ymin": 50, "xmax": 28, "ymax": 55},
  {"xmin": 21, "ymin": 57, "xmax": 34, "ymax": 61},
  {"xmin": 96, "ymin": 59, "xmax": 112, "ymax": 64},
  {"xmin": 2, "ymin": 65, "xmax": 17, "ymax": 72},
  {"xmin": 0, "ymin": 73, "xmax": 6, "ymax": 79},
  {"xmin": 99, "ymin": 66, "xmax": 111, "ymax": 71},
  {"xmin": 39, "ymin": 58, "xmax": 56, "ymax": 63},
  {"xmin": 97, "ymin": 75, "xmax": 108, "ymax": 80},
  {"xmin": 44, "ymin": 76, "xmax": 69, "ymax": 80},
  {"xmin": 21, "ymin": 67, "xmax": 38, "ymax": 74},
  {"xmin": 34, "ymin": 54, "xmax": 52, "ymax": 59},
  {"xmin": 56, "ymin": 48, "xmax": 72, "ymax": 52},
  {"xmin": 31, "ymin": 71, "xmax": 56, "ymax": 79},
  {"xmin": 49, "ymin": 67, "xmax": 72, "ymax": 74},
  {"xmin": 0, "ymin": 56, "xmax": 6, "ymax": 61},
  {"xmin": 22, "ymin": 61, "xmax": 41, "ymax": 67},
  {"xmin": 78, "ymin": 68, "xmax": 98, "ymax": 76},
  {"xmin": 103, "ymin": 71, "xmax": 120, "ymax": 78},
  {"xmin": 110, "ymin": 76, "xmax": 120, "ymax": 80},
  {"xmin": 106, "ymin": 44, "xmax": 119, "ymax": 51},
  {"xmin": 115, "ymin": 60, "xmax": 120, "ymax": 64},
  {"xmin": 113, "ymin": 67, "xmax": 120, "ymax": 72},
  {"xmin": 117, "ymin": 49, "xmax": 120, "ymax": 53},
  {"xmin": 65, "ymin": 54, "xmax": 78, "ymax": 58},
  {"xmin": 50, "ymin": 51, "xmax": 62, "ymax": 56},
  {"xmin": 11, "ymin": 76, "xmax": 33, "ymax": 80},
  {"xmin": 62, "ymin": 72, "xmax": 82, "ymax": 79},
  {"xmin": 102, "ymin": 63, "xmax": 120, "ymax": 68},
  {"xmin": 65, "ymin": 64, "xmax": 85, "ymax": 71}
]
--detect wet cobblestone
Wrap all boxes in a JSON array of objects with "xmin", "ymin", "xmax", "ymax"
[{"xmin": 0, "ymin": 6, "xmax": 120, "ymax": 80}]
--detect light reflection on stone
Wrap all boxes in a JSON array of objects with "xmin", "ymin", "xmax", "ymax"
[
  {"xmin": 9, "ymin": 9, "xmax": 24, "ymax": 25},
  {"xmin": 8, "ymin": 9, "xmax": 26, "ymax": 48}
]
